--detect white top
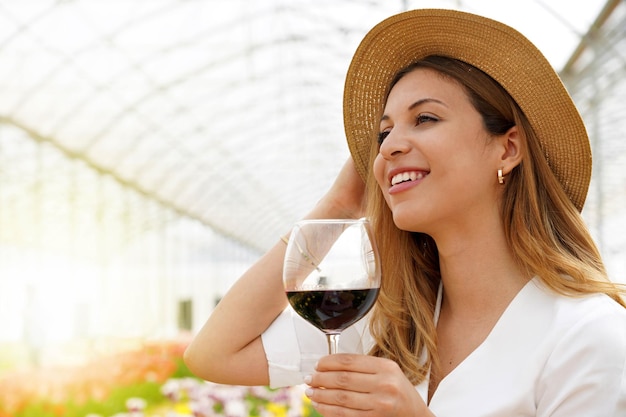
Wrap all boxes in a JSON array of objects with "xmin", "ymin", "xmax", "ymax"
[{"xmin": 262, "ymin": 278, "xmax": 626, "ymax": 416}]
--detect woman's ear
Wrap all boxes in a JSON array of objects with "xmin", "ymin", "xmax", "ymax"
[{"xmin": 497, "ymin": 125, "xmax": 523, "ymax": 174}]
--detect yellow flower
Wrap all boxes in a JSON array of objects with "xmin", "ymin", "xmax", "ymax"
[
  {"xmin": 301, "ymin": 395, "xmax": 318, "ymax": 417},
  {"xmin": 173, "ymin": 401, "xmax": 192, "ymax": 415},
  {"xmin": 265, "ymin": 402, "xmax": 288, "ymax": 417}
]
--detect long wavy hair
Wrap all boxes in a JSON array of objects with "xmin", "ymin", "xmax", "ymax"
[{"xmin": 365, "ymin": 55, "xmax": 626, "ymax": 385}]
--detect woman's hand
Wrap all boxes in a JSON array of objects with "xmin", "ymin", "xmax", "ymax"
[
  {"xmin": 307, "ymin": 157, "xmax": 366, "ymax": 220},
  {"xmin": 304, "ymin": 354, "xmax": 433, "ymax": 417}
]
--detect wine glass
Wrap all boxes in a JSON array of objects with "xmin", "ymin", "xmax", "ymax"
[{"xmin": 283, "ymin": 219, "xmax": 381, "ymax": 354}]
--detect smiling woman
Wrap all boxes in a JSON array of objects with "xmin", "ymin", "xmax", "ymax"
[{"xmin": 184, "ymin": 8, "xmax": 626, "ymax": 417}]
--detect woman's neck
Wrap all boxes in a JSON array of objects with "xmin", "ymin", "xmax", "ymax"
[{"xmin": 435, "ymin": 227, "xmax": 530, "ymax": 319}]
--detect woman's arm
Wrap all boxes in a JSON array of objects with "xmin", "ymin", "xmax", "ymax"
[
  {"xmin": 183, "ymin": 237, "xmax": 291, "ymax": 385},
  {"xmin": 183, "ymin": 158, "xmax": 365, "ymax": 385}
]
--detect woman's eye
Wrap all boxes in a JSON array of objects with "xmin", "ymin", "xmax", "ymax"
[
  {"xmin": 378, "ymin": 115, "xmax": 437, "ymax": 145},
  {"xmin": 377, "ymin": 130, "xmax": 390, "ymax": 145},
  {"xmin": 416, "ymin": 114, "xmax": 438, "ymax": 125}
]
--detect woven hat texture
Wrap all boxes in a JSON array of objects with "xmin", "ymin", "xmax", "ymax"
[{"xmin": 343, "ymin": 8, "xmax": 591, "ymax": 211}]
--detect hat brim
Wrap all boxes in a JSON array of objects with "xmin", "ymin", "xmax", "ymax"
[{"xmin": 343, "ymin": 8, "xmax": 591, "ymax": 212}]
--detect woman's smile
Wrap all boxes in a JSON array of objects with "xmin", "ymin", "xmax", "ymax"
[{"xmin": 388, "ymin": 168, "xmax": 429, "ymax": 194}]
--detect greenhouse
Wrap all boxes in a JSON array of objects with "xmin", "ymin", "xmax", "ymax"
[{"xmin": 0, "ymin": 0, "xmax": 624, "ymax": 415}]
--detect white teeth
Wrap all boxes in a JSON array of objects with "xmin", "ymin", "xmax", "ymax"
[{"xmin": 391, "ymin": 171, "xmax": 425, "ymax": 186}]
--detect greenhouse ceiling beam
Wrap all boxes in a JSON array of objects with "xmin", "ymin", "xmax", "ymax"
[{"xmin": 562, "ymin": 0, "xmax": 623, "ymax": 74}]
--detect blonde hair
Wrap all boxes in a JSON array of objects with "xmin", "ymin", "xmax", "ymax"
[{"xmin": 365, "ymin": 56, "xmax": 625, "ymax": 385}]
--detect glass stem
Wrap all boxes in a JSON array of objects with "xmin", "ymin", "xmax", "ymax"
[{"xmin": 326, "ymin": 333, "xmax": 340, "ymax": 354}]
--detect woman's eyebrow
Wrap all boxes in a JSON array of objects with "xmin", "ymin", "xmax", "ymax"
[
  {"xmin": 380, "ymin": 97, "xmax": 447, "ymax": 122},
  {"xmin": 408, "ymin": 97, "xmax": 447, "ymax": 111}
]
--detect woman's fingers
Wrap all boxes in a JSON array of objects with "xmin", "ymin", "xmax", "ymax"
[
  {"xmin": 306, "ymin": 363, "xmax": 379, "ymax": 392},
  {"xmin": 305, "ymin": 354, "xmax": 424, "ymax": 417},
  {"xmin": 306, "ymin": 385, "xmax": 373, "ymax": 411},
  {"xmin": 315, "ymin": 353, "xmax": 400, "ymax": 375}
]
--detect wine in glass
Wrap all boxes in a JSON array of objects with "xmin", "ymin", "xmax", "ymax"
[{"xmin": 283, "ymin": 219, "xmax": 381, "ymax": 354}]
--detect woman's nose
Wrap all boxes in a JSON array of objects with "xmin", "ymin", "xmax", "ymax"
[{"xmin": 379, "ymin": 128, "xmax": 411, "ymax": 159}]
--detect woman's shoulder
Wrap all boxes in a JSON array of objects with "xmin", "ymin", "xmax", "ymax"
[
  {"xmin": 526, "ymin": 280, "xmax": 626, "ymax": 415},
  {"xmin": 530, "ymin": 278, "xmax": 626, "ymax": 347},
  {"xmin": 530, "ymin": 276, "xmax": 625, "ymax": 313}
]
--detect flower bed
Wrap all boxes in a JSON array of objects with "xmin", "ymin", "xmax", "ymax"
[{"xmin": 0, "ymin": 340, "xmax": 320, "ymax": 417}]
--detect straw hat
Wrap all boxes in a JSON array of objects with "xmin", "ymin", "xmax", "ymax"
[{"xmin": 343, "ymin": 9, "xmax": 591, "ymax": 212}]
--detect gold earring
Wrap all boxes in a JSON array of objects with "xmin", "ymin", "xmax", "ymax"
[{"xmin": 497, "ymin": 169, "xmax": 505, "ymax": 184}]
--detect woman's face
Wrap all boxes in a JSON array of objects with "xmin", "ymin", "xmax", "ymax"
[{"xmin": 373, "ymin": 68, "xmax": 503, "ymax": 237}]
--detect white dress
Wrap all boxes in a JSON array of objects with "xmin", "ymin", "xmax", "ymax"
[{"xmin": 261, "ymin": 278, "xmax": 626, "ymax": 416}]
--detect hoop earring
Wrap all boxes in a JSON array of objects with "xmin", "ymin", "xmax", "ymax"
[{"xmin": 497, "ymin": 169, "xmax": 505, "ymax": 184}]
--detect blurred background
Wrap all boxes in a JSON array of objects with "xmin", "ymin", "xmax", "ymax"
[{"xmin": 0, "ymin": 0, "xmax": 624, "ymax": 376}]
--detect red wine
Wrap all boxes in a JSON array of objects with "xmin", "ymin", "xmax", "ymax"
[{"xmin": 286, "ymin": 288, "xmax": 379, "ymax": 333}]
